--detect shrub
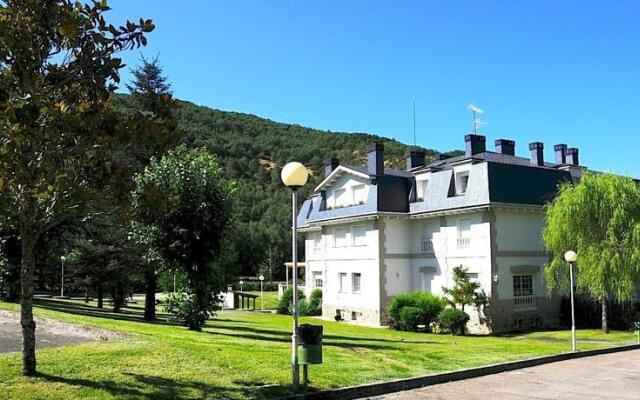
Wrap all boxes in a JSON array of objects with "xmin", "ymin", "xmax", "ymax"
[
  {"xmin": 307, "ymin": 289, "xmax": 323, "ymax": 316},
  {"xmin": 398, "ymin": 306, "xmax": 423, "ymax": 331},
  {"xmin": 276, "ymin": 287, "xmax": 305, "ymax": 315},
  {"xmin": 164, "ymin": 291, "xmax": 220, "ymax": 330},
  {"xmin": 437, "ymin": 308, "xmax": 470, "ymax": 335},
  {"xmin": 388, "ymin": 292, "xmax": 445, "ymax": 330},
  {"xmin": 236, "ymin": 280, "xmax": 279, "ymax": 292}
]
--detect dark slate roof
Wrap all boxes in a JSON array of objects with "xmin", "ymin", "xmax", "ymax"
[
  {"xmin": 345, "ymin": 165, "xmax": 414, "ymax": 178},
  {"xmin": 421, "ymin": 151, "xmax": 557, "ymax": 171},
  {"xmin": 487, "ymin": 162, "xmax": 573, "ymax": 205}
]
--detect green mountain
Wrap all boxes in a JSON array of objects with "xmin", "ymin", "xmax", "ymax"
[{"xmin": 112, "ymin": 94, "xmax": 460, "ymax": 279}]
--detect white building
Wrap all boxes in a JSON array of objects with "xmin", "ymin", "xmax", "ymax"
[{"xmin": 297, "ymin": 135, "xmax": 586, "ymax": 333}]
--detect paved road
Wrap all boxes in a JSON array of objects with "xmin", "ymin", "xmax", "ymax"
[
  {"xmin": 378, "ymin": 350, "xmax": 640, "ymax": 400},
  {"xmin": 0, "ymin": 311, "xmax": 99, "ymax": 353}
]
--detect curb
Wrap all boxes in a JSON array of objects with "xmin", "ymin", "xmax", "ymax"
[{"xmin": 280, "ymin": 343, "xmax": 640, "ymax": 400}]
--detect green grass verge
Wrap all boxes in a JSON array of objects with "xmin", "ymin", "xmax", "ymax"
[{"xmin": 0, "ymin": 299, "xmax": 636, "ymax": 399}]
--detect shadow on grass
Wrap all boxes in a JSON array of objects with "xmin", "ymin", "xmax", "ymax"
[
  {"xmin": 205, "ymin": 326, "xmax": 444, "ymax": 352},
  {"xmin": 33, "ymin": 298, "xmax": 179, "ymax": 327},
  {"xmin": 208, "ymin": 324, "xmax": 445, "ymax": 346},
  {"xmin": 35, "ymin": 372, "xmax": 286, "ymax": 399}
]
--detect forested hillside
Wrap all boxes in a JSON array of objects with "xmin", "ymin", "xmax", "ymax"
[{"xmin": 113, "ymin": 94, "xmax": 460, "ymax": 280}]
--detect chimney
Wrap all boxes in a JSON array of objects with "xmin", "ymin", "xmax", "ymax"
[
  {"xmin": 554, "ymin": 144, "xmax": 567, "ymax": 165},
  {"xmin": 367, "ymin": 142, "xmax": 384, "ymax": 175},
  {"xmin": 529, "ymin": 142, "xmax": 544, "ymax": 166},
  {"xmin": 566, "ymin": 147, "xmax": 579, "ymax": 166},
  {"xmin": 405, "ymin": 150, "xmax": 426, "ymax": 170},
  {"xmin": 465, "ymin": 134, "xmax": 486, "ymax": 156},
  {"xmin": 323, "ymin": 158, "xmax": 339, "ymax": 177},
  {"xmin": 495, "ymin": 139, "xmax": 515, "ymax": 156}
]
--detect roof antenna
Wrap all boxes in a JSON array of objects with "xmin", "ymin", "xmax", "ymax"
[
  {"xmin": 412, "ymin": 98, "xmax": 417, "ymax": 146},
  {"xmin": 468, "ymin": 103, "xmax": 486, "ymax": 134}
]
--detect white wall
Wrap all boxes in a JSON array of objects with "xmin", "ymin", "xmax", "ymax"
[
  {"xmin": 304, "ymin": 219, "xmax": 380, "ymax": 315},
  {"xmin": 325, "ymin": 175, "xmax": 371, "ymax": 208}
]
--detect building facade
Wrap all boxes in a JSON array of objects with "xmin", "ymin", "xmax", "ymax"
[{"xmin": 297, "ymin": 135, "xmax": 586, "ymax": 333}]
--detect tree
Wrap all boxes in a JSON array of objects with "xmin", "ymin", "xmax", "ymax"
[
  {"xmin": 442, "ymin": 266, "xmax": 487, "ymax": 312},
  {"xmin": 125, "ymin": 55, "xmax": 181, "ymax": 321},
  {"xmin": 0, "ymin": 0, "xmax": 152, "ymax": 375},
  {"xmin": 441, "ymin": 266, "xmax": 487, "ymax": 335},
  {"xmin": 543, "ymin": 173, "xmax": 640, "ymax": 333},
  {"xmin": 132, "ymin": 146, "xmax": 234, "ymax": 331}
]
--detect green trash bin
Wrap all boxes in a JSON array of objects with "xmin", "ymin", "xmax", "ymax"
[{"xmin": 298, "ymin": 324, "xmax": 323, "ymax": 365}]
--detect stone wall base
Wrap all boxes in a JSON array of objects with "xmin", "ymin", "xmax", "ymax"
[{"xmin": 322, "ymin": 304, "xmax": 381, "ymax": 325}]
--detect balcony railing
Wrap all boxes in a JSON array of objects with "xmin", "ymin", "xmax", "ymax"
[
  {"xmin": 420, "ymin": 239, "xmax": 434, "ymax": 254},
  {"xmin": 514, "ymin": 295, "xmax": 536, "ymax": 311},
  {"xmin": 456, "ymin": 236, "xmax": 471, "ymax": 250}
]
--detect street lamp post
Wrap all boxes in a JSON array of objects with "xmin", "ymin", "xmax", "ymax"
[
  {"xmin": 60, "ymin": 256, "xmax": 66, "ymax": 297},
  {"xmin": 239, "ymin": 280, "xmax": 244, "ymax": 293},
  {"xmin": 564, "ymin": 250, "xmax": 578, "ymax": 352},
  {"xmin": 259, "ymin": 275, "xmax": 264, "ymax": 311},
  {"xmin": 280, "ymin": 161, "xmax": 309, "ymax": 392}
]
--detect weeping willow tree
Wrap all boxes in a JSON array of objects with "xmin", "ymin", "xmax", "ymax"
[{"xmin": 543, "ymin": 173, "xmax": 640, "ymax": 333}]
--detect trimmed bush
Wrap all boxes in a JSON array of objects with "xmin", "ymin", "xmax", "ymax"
[
  {"xmin": 398, "ymin": 306, "xmax": 423, "ymax": 331},
  {"xmin": 437, "ymin": 308, "xmax": 470, "ymax": 335},
  {"xmin": 276, "ymin": 287, "xmax": 305, "ymax": 315},
  {"xmin": 163, "ymin": 292, "xmax": 220, "ymax": 331},
  {"xmin": 307, "ymin": 288, "xmax": 323, "ymax": 316},
  {"xmin": 235, "ymin": 281, "xmax": 279, "ymax": 292},
  {"xmin": 388, "ymin": 292, "xmax": 445, "ymax": 331}
]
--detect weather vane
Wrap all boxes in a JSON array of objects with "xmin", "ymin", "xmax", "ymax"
[{"xmin": 467, "ymin": 103, "xmax": 486, "ymax": 135}]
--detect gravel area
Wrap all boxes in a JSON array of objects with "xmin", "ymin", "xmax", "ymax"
[{"xmin": 0, "ymin": 310, "xmax": 126, "ymax": 354}]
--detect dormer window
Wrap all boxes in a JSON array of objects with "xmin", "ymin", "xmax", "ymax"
[
  {"xmin": 334, "ymin": 188, "xmax": 346, "ymax": 207},
  {"xmin": 455, "ymin": 171, "xmax": 470, "ymax": 195},
  {"xmin": 352, "ymin": 184, "xmax": 366, "ymax": 204},
  {"xmin": 416, "ymin": 179, "xmax": 429, "ymax": 202}
]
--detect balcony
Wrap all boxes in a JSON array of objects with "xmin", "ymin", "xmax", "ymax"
[
  {"xmin": 514, "ymin": 295, "xmax": 536, "ymax": 312},
  {"xmin": 420, "ymin": 239, "xmax": 434, "ymax": 254},
  {"xmin": 456, "ymin": 236, "xmax": 471, "ymax": 250}
]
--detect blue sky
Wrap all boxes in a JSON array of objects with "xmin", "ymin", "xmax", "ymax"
[{"xmin": 110, "ymin": 1, "xmax": 640, "ymax": 176}]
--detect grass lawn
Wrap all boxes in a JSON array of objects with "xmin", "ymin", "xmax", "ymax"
[
  {"xmin": 0, "ymin": 298, "xmax": 636, "ymax": 399},
  {"xmin": 243, "ymin": 291, "xmax": 279, "ymax": 310}
]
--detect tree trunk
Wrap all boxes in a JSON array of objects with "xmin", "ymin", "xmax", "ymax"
[
  {"xmin": 144, "ymin": 267, "xmax": 156, "ymax": 321},
  {"xmin": 19, "ymin": 228, "xmax": 37, "ymax": 375},
  {"xmin": 97, "ymin": 283, "xmax": 103, "ymax": 309},
  {"xmin": 601, "ymin": 299, "xmax": 609, "ymax": 334}
]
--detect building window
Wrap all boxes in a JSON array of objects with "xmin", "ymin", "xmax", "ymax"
[
  {"xmin": 456, "ymin": 218, "xmax": 471, "ymax": 249},
  {"xmin": 312, "ymin": 271, "xmax": 323, "ymax": 288},
  {"xmin": 513, "ymin": 275, "xmax": 533, "ymax": 297},
  {"xmin": 334, "ymin": 188, "xmax": 346, "ymax": 207},
  {"xmin": 455, "ymin": 171, "xmax": 470, "ymax": 195},
  {"xmin": 416, "ymin": 180, "xmax": 429, "ymax": 201},
  {"xmin": 338, "ymin": 272, "xmax": 348, "ymax": 292},
  {"xmin": 352, "ymin": 273, "xmax": 361, "ymax": 293},
  {"xmin": 334, "ymin": 227, "xmax": 349, "ymax": 247},
  {"xmin": 313, "ymin": 233, "xmax": 322, "ymax": 249},
  {"xmin": 513, "ymin": 274, "xmax": 536, "ymax": 311},
  {"xmin": 353, "ymin": 225, "xmax": 367, "ymax": 246},
  {"xmin": 420, "ymin": 272, "xmax": 432, "ymax": 292},
  {"xmin": 352, "ymin": 184, "xmax": 366, "ymax": 204}
]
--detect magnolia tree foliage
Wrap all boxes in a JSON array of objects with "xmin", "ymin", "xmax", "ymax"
[
  {"xmin": 543, "ymin": 173, "xmax": 640, "ymax": 332},
  {"xmin": 0, "ymin": 0, "xmax": 152, "ymax": 375},
  {"xmin": 132, "ymin": 146, "xmax": 234, "ymax": 330}
]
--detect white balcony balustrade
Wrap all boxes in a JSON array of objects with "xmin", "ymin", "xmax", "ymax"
[
  {"xmin": 420, "ymin": 239, "xmax": 434, "ymax": 254},
  {"xmin": 514, "ymin": 295, "xmax": 536, "ymax": 311},
  {"xmin": 456, "ymin": 236, "xmax": 471, "ymax": 250}
]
